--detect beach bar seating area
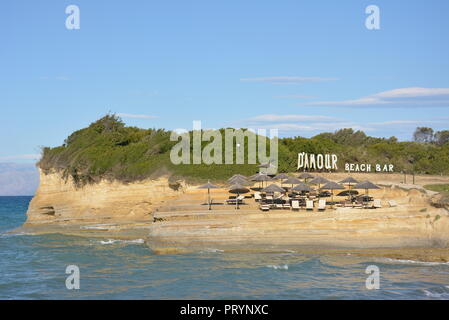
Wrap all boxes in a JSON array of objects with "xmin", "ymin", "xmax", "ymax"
[{"xmin": 194, "ymin": 172, "xmax": 388, "ymax": 213}]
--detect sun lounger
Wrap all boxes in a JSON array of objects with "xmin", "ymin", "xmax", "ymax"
[
  {"xmin": 254, "ymin": 192, "xmax": 262, "ymax": 202},
  {"xmin": 352, "ymin": 201, "xmax": 363, "ymax": 208},
  {"xmin": 260, "ymin": 204, "xmax": 270, "ymax": 212},
  {"xmin": 226, "ymin": 195, "xmax": 245, "ymax": 205},
  {"xmin": 283, "ymin": 203, "xmax": 291, "ymax": 209},
  {"xmin": 237, "ymin": 195, "xmax": 245, "ymax": 202},
  {"xmin": 318, "ymin": 199, "xmax": 326, "ymax": 211},
  {"xmin": 226, "ymin": 199, "xmax": 243, "ymax": 205},
  {"xmin": 291, "ymin": 200, "xmax": 300, "ymax": 211},
  {"xmin": 306, "ymin": 200, "xmax": 314, "ymax": 211},
  {"xmin": 388, "ymin": 200, "xmax": 397, "ymax": 207},
  {"xmin": 373, "ymin": 199, "xmax": 382, "ymax": 208}
]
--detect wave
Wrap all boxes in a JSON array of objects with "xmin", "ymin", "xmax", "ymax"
[
  {"xmin": 0, "ymin": 232, "xmax": 36, "ymax": 238},
  {"xmin": 421, "ymin": 286, "xmax": 449, "ymax": 299},
  {"xmin": 99, "ymin": 239, "xmax": 145, "ymax": 245},
  {"xmin": 266, "ymin": 264, "xmax": 289, "ymax": 270},
  {"xmin": 377, "ymin": 257, "xmax": 449, "ymax": 266}
]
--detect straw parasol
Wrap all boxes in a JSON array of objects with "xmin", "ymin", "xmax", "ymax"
[
  {"xmin": 262, "ymin": 184, "xmax": 285, "ymax": 205},
  {"xmin": 353, "ymin": 181, "xmax": 380, "ymax": 196},
  {"xmin": 229, "ymin": 183, "xmax": 250, "ymax": 209},
  {"xmin": 251, "ymin": 173, "xmax": 272, "ymax": 189},
  {"xmin": 228, "ymin": 176, "xmax": 249, "ymax": 186},
  {"xmin": 309, "ymin": 176, "xmax": 329, "ymax": 185},
  {"xmin": 274, "ymin": 173, "xmax": 289, "ymax": 189},
  {"xmin": 339, "ymin": 177, "xmax": 359, "ymax": 200},
  {"xmin": 257, "ymin": 162, "xmax": 271, "ymax": 168},
  {"xmin": 337, "ymin": 190, "xmax": 359, "ymax": 197},
  {"xmin": 308, "ymin": 176, "xmax": 329, "ymax": 197},
  {"xmin": 298, "ymin": 172, "xmax": 314, "ymax": 183},
  {"xmin": 257, "ymin": 161, "xmax": 274, "ymax": 175},
  {"xmin": 282, "ymin": 177, "xmax": 302, "ymax": 190},
  {"xmin": 292, "ymin": 182, "xmax": 312, "ymax": 193},
  {"xmin": 262, "ymin": 184, "xmax": 286, "ymax": 194},
  {"xmin": 197, "ymin": 181, "xmax": 219, "ymax": 210},
  {"xmin": 248, "ymin": 173, "xmax": 259, "ymax": 180},
  {"xmin": 274, "ymin": 173, "xmax": 289, "ymax": 181},
  {"xmin": 228, "ymin": 174, "xmax": 247, "ymax": 181},
  {"xmin": 339, "ymin": 177, "xmax": 359, "ymax": 189},
  {"xmin": 321, "ymin": 181, "xmax": 345, "ymax": 206}
]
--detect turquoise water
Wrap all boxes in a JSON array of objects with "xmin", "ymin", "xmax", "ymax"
[{"xmin": 1, "ymin": 196, "xmax": 449, "ymax": 300}]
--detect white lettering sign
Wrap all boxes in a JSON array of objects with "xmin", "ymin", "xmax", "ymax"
[
  {"xmin": 297, "ymin": 153, "xmax": 338, "ymax": 171},
  {"xmin": 345, "ymin": 163, "xmax": 394, "ymax": 172}
]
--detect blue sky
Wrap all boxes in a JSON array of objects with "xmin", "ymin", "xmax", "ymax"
[{"xmin": 1, "ymin": 0, "xmax": 449, "ymax": 163}]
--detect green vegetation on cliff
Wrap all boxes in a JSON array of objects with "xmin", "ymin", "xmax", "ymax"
[
  {"xmin": 38, "ymin": 115, "xmax": 449, "ymax": 185},
  {"xmin": 38, "ymin": 115, "xmax": 264, "ymax": 184}
]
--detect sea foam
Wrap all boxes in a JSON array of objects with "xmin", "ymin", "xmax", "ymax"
[
  {"xmin": 99, "ymin": 239, "xmax": 145, "ymax": 245},
  {"xmin": 266, "ymin": 264, "xmax": 289, "ymax": 270},
  {"xmin": 378, "ymin": 257, "xmax": 449, "ymax": 266}
]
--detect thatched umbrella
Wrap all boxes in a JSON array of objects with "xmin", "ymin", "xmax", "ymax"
[
  {"xmin": 353, "ymin": 181, "xmax": 380, "ymax": 196},
  {"xmin": 257, "ymin": 162, "xmax": 271, "ymax": 169},
  {"xmin": 262, "ymin": 184, "xmax": 286, "ymax": 194},
  {"xmin": 298, "ymin": 172, "xmax": 314, "ymax": 183},
  {"xmin": 228, "ymin": 176, "xmax": 249, "ymax": 186},
  {"xmin": 262, "ymin": 184, "xmax": 285, "ymax": 205},
  {"xmin": 197, "ymin": 181, "xmax": 219, "ymax": 210},
  {"xmin": 321, "ymin": 181, "xmax": 345, "ymax": 206},
  {"xmin": 339, "ymin": 177, "xmax": 359, "ymax": 190},
  {"xmin": 274, "ymin": 173, "xmax": 289, "ymax": 189},
  {"xmin": 282, "ymin": 177, "xmax": 302, "ymax": 190},
  {"xmin": 251, "ymin": 173, "xmax": 272, "ymax": 189},
  {"xmin": 228, "ymin": 174, "xmax": 247, "ymax": 181},
  {"xmin": 257, "ymin": 161, "xmax": 274, "ymax": 175},
  {"xmin": 248, "ymin": 173, "xmax": 261, "ymax": 180},
  {"xmin": 339, "ymin": 177, "xmax": 359, "ymax": 201},
  {"xmin": 292, "ymin": 182, "xmax": 312, "ymax": 193},
  {"xmin": 229, "ymin": 183, "xmax": 250, "ymax": 209},
  {"xmin": 337, "ymin": 190, "xmax": 359, "ymax": 197},
  {"xmin": 274, "ymin": 173, "xmax": 289, "ymax": 180},
  {"xmin": 308, "ymin": 176, "xmax": 330, "ymax": 197}
]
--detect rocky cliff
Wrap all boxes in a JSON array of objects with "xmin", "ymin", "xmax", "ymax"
[{"xmin": 25, "ymin": 169, "xmax": 187, "ymax": 225}]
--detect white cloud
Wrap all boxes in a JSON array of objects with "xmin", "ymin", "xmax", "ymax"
[
  {"xmin": 255, "ymin": 122, "xmax": 373, "ymax": 133},
  {"xmin": 369, "ymin": 119, "xmax": 449, "ymax": 127},
  {"xmin": 375, "ymin": 87, "xmax": 449, "ymax": 99},
  {"xmin": 240, "ymin": 76, "xmax": 338, "ymax": 84},
  {"xmin": 117, "ymin": 113, "xmax": 158, "ymax": 119},
  {"xmin": 240, "ymin": 114, "xmax": 371, "ymax": 134},
  {"xmin": 306, "ymin": 87, "xmax": 449, "ymax": 107},
  {"xmin": 247, "ymin": 114, "xmax": 339, "ymax": 123}
]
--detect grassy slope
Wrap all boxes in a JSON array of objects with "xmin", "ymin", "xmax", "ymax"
[{"xmin": 38, "ymin": 115, "xmax": 449, "ymax": 185}]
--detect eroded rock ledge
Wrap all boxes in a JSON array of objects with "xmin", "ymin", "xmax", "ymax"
[{"xmin": 25, "ymin": 169, "xmax": 188, "ymax": 225}]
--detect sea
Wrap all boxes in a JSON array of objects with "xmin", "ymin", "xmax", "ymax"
[{"xmin": 1, "ymin": 196, "xmax": 449, "ymax": 300}]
